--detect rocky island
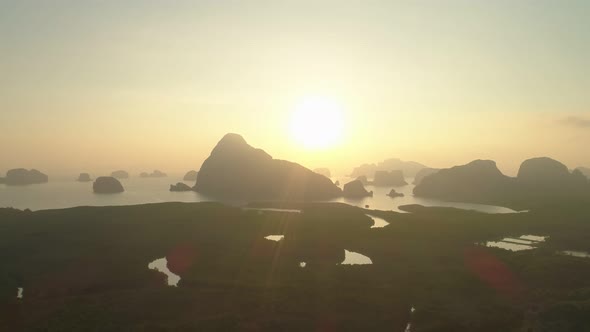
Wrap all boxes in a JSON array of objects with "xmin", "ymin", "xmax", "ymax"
[
  {"xmin": 387, "ymin": 189, "xmax": 404, "ymax": 198},
  {"xmin": 343, "ymin": 180, "xmax": 373, "ymax": 198},
  {"xmin": 77, "ymin": 173, "xmax": 92, "ymax": 182},
  {"xmin": 170, "ymin": 182, "xmax": 192, "ymax": 192},
  {"xmin": 414, "ymin": 157, "xmax": 590, "ymax": 209},
  {"xmin": 193, "ymin": 134, "xmax": 342, "ymax": 201},
  {"xmin": 3, "ymin": 168, "xmax": 48, "ymax": 185},
  {"xmin": 93, "ymin": 176, "xmax": 125, "ymax": 194}
]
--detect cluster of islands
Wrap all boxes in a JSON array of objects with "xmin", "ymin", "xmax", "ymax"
[
  {"xmin": 3, "ymin": 134, "xmax": 589, "ymax": 209},
  {"xmin": 1, "ymin": 133, "xmax": 590, "ymax": 331}
]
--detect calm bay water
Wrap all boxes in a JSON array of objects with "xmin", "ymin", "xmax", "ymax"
[
  {"xmin": 329, "ymin": 177, "xmax": 518, "ymax": 214},
  {"xmin": 0, "ymin": 176, "xmax": 518, "ymax": 213},
  {"xmin": 0, "ymin": 177, "xmax": 209, "ymax": 211}
]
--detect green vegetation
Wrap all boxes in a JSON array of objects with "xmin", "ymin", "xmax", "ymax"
[{"xmin": 1, "ymin": 202, "xmax": 589, "ymax": 331}]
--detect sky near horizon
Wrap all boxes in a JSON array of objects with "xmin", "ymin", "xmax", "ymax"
[{"xmin": 1, "ymin": 0, "xmax": 589, "ymax": 177}]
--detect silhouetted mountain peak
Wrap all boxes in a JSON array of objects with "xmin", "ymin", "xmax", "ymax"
[
  {"xmin": 460, "ymin": 160, "xmax": 504, "ymax": 176},
  {"xmin": 415, "ymin": 157, "xmax": 590, "ymax": 208},
  {"xmin": 413, "ymin": 159, "xmax": 513, "ymax": 205},
  {"xmin": 210, "ymin": 133, "xmax": 271, "ymax": 161},
  {"xmin": 195, "ymin": 133, "xmax": 341, "ymax": 200},
  {"xmin": 517, "ymin": 157, "xmax": 570, "ymax": 184},
  {"xmin": 218, "ymin": 133, "xmax": 248, "ymax": 147}
]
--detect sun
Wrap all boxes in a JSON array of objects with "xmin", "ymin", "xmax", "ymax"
[{"xmin": 289, "ymin": 96, "xmax": 345, "ymax": 150}]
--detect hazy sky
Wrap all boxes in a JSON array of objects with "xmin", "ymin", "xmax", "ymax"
[{"xmin": 1, "ymin": 0, "xmax": 589, "ymax": 177}]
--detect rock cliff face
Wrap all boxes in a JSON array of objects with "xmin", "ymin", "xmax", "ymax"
[
  {"xmin": 93, "ymin": 177, "xmax": 125, "ymax": 194},
  {"xmin": 373, "ymin": 170, "xmax": 407, "ymax": 186},
  {"xmin": 4, "ymin": 169, "xmax": 48, "ymax": 185},
  {"xmin": 194, "ymin": 134, "xmax": 342, "ymax": 201},
  {"xmin": 413, "ymin": 160, "xmax": 514, "ymax": 204},
  {"xmin": 342, "ymin": 180, "xmax": 373, "ymax": 198},
  {"xmin": 111, "ymin": 170, "xmax": 129, "ymax": 179},
  {"xmin": 183, "ymin": 170, "xmax": 199, "ymax": 181}
]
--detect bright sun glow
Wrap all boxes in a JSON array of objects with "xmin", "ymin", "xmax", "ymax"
[{"xmin": 290, "ymin": 96, "xmax": 345, "ymax": 149}]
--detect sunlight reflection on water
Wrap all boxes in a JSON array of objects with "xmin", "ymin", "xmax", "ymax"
[{"xmin": 329, "ymin": 178, "xmax": 519, "ymax": 214}]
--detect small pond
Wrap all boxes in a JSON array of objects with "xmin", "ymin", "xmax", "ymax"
[
  {"xmin": 341, "ymin": 250, "xmax": 373, "ymax": 265},
  {"xmin": 561, "ymin": 250, "xmax": 590, "ymax": 258},
  {"xmin": 148, "ymin": 257, "xmax": 181, "ymax": 287},
  {"xmin": 483, "ymin": 234, "xmax": 547, "ymax": 252},
  {"xmin": 264, "ymin": 235, "xmax": 284, "ymax": 242},
  {"xmin": 366, "ymin": 214, "xmax": 389, "ymax": 228}
]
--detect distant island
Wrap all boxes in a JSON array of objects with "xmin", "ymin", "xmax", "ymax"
[
  {"xmin": 387, "ymin": 189, "xmax": 404, "ymax": 198},
  {"xmin": 412, "ymin": 167, "xmax": 439, "ymax": 185},
  {"xmin": 2, "ymin": 168, "xmax": 48, "ymax": 185},
  {"xmin": 77, "ymin": 173, "xmax": 92, "ymax": 182},
  {"xmin": 350, "ymin": 158, "xmax": 427, "ymax": 179},
  {"xmin": 193, "ymin": 133, "xmax": 342, "ymax": 201},
  {"xmin": 93, "ymin": 176, "xmax": 125, "ymax": 194},
  {"xmin": 373, "ymin": 170, "xmax": 407, "ymax": 186},
  {"xmin": 414, "ymin": 157, "xmax": 590, "ymax": 209},
  {"xmin": 170, "ymin": 182, "xmax": 192, "ymax": 192},
  {"xmin": 352, "ymin": 171, "xmax": 407, "ymax": 187},
  {"xmin": 111, "ymin": 170, "xmax": 129, "ymax": 179},
  {"xmin": 342, "ymin": 180, "xmax": 373, "ymax": 198},
  {"xmin": 183, "ymin": 170, "xmax": 199, "ymax": 181},
  {"xmin": 140, "ymin": 170, "xmax": 167, "ymax": 178}
]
